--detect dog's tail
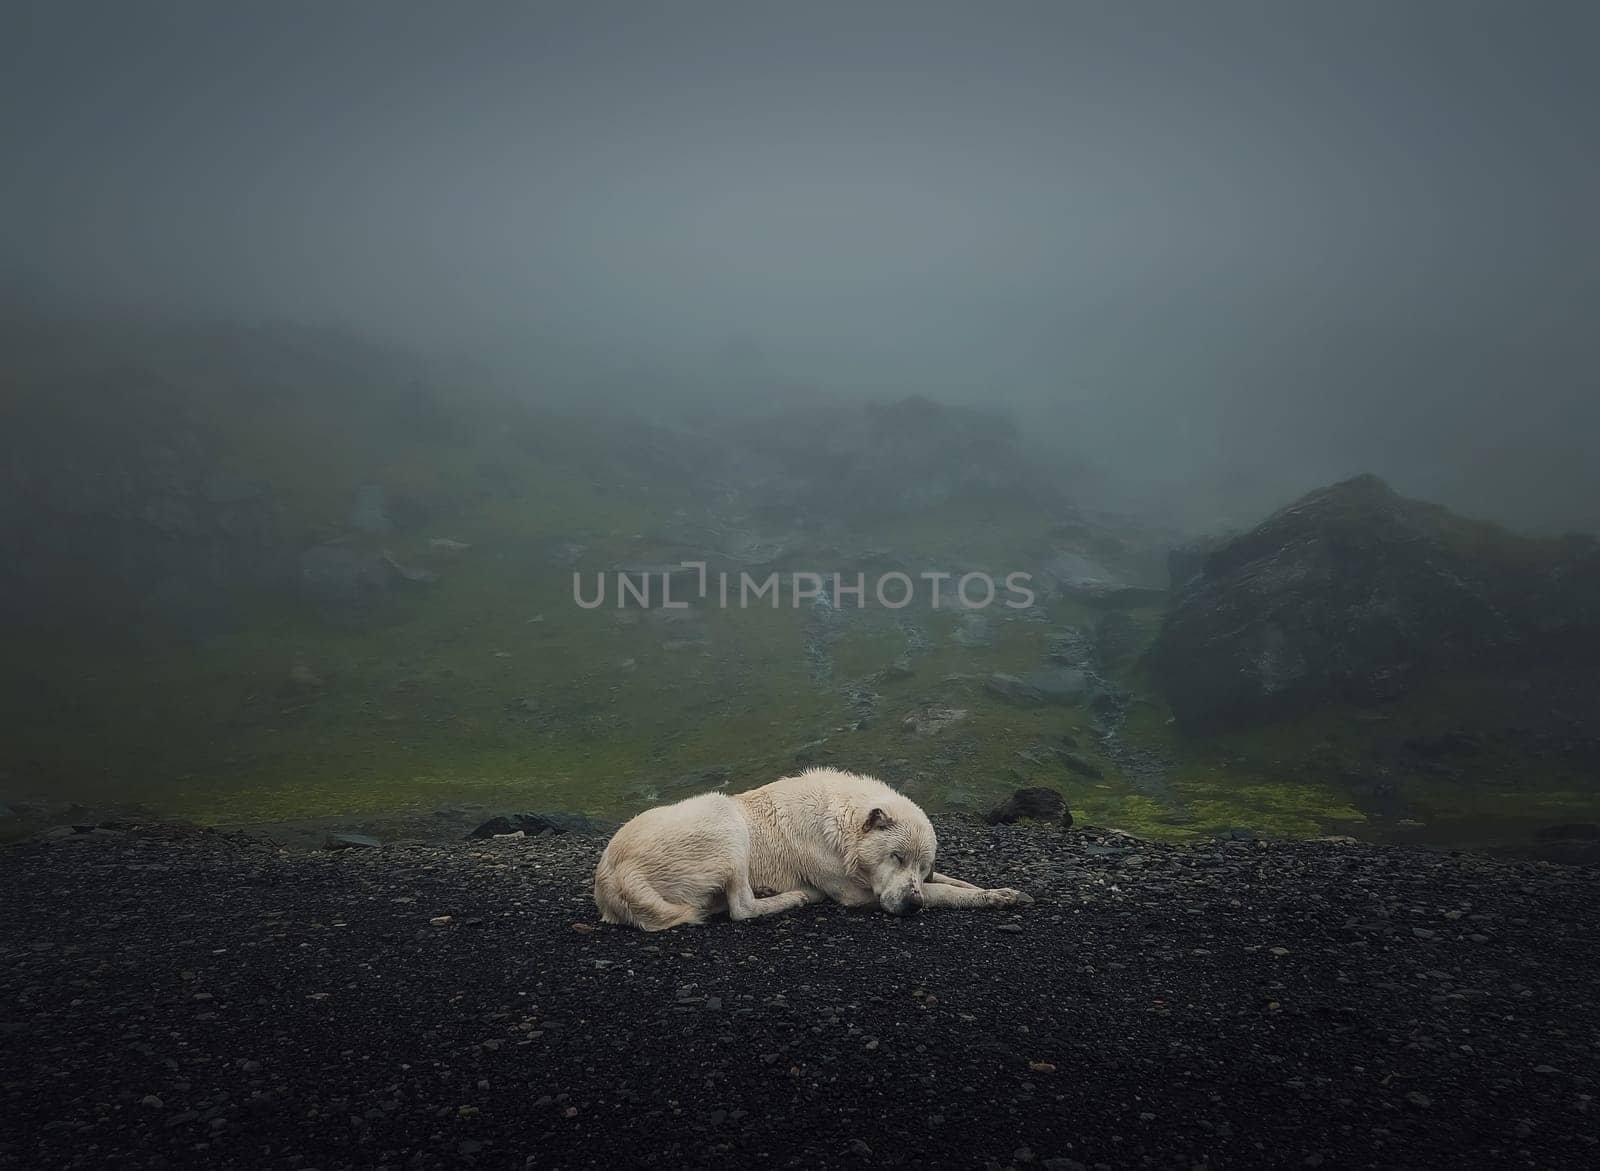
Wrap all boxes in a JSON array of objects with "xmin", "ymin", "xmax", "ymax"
[{"xmin": 594, "ymin": 858, "xmax": 705, "ymax": 932}]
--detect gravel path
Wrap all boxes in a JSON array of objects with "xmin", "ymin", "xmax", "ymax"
[{"xmin": 3, "ymin": 822, "xmax": 1598, "ymax": 1169}]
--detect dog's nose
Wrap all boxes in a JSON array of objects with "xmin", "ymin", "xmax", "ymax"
[{"xmin": 903, "ymin": 891, "xmax": 924, "ymax": 914}]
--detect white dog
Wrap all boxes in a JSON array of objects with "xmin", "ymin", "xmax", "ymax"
[{"xmin": 593, "ymin": 767, "xmax": 1034, "ymax": 930}]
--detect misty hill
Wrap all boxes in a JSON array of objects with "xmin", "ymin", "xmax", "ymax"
[
  {"xmin": 0, "ymin": 312, "xmax": 1153, "ymax": 822},
  {"xmin": 1, "ymin": 309, "xmax": 1099, "ymax": 641},
  {"xmin": 2, "ymin": 311, "xmax": 1596, "ymax": 859}
]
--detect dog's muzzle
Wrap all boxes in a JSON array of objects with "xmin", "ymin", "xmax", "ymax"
[{"xmin": 888, "ymin": 890, "xmax": 924, "ymax": 916}]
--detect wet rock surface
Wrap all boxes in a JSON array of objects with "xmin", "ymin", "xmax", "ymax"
[{"xmin": 4, "ymin": 822, "xmax": 1598, "ymax": 1169}]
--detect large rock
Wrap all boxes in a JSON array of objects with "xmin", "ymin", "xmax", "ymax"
[
  {"xmin": 986, "ymin": 787, "xmax": 1072, "ymax": 826},
  {"xmin": 1149, "ymin": 475, "xmax": 1600, "ymax": 732},
  {"xmin": 985, "ymin": 668, "xmax": 1089, "ymax": 706},
  {"xmin": 466, "ymin": 811, "xmax": 596, "ymax": 839}
]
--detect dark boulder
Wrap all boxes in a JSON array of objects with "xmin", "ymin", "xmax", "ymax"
[
  {"xmin": 986, "ymin": 787, "xmax": 1072, "ymax": 827},
  {"xmin": 1148, "ymin": 475, "xmax": 1600, "ymax": 733},
  {"xmin": 466, "ymin": 811, "xmax": 596, "ymax": 839}
]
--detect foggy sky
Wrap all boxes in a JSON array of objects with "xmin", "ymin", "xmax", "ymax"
[{"xmin": 4, "ymin": 1, "xmax": 1598, "ymax": 533}]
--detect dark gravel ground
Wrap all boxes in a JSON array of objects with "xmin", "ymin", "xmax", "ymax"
[{"xmin": 3, "ymin": 821, "xmax": 1598, "ymax": 1170}]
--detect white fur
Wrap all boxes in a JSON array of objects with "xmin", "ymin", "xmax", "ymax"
[{"xmin": 593, "ymin": 767, "xmax": 1033, "ymax": 931}]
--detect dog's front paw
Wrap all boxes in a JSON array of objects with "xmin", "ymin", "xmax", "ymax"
[{"xmin": 987, "ymin": 887, "xmax": 1034, "ymax": 908}]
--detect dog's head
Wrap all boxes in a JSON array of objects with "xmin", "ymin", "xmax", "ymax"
[{"xmin": 856, "ymin": 799, "xmax": 938, "ymax": 916}]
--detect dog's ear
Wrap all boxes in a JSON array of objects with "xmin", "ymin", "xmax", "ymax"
[{"xmin": 863, "ymin": 807, "xmax": 894, "ymax": 832}]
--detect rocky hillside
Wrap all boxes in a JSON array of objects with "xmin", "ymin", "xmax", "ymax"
[
  {"xmin": 2, "ymin": 314, "xmax": 1185, "ymax": 834},
  {"xmin": 1150, "ymin": 475, "xmax": 1600, "ymax": 733},
  {"xmin": 3, "ymin": 314, "xmax": 1597, "ymax": 855}
]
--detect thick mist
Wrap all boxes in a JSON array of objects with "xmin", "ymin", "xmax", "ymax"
[{"xmin": 5, "ymin": 0, "xmax": 1598, "ymax": 533}]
